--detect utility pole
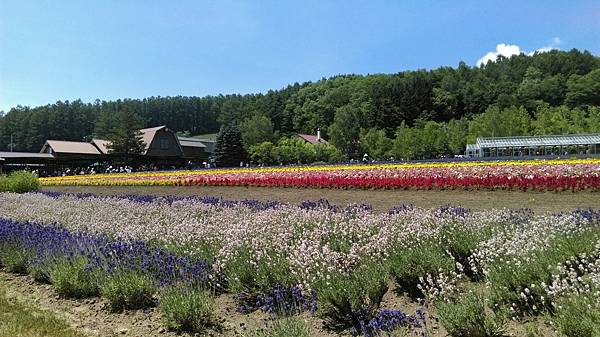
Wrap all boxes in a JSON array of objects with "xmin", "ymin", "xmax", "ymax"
[{"xmin": 10, "ymin": 134, "xmax": 13, "ymax": 152}]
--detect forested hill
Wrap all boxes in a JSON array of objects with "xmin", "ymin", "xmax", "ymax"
[{"xmin": 1, "ymin": 48, "xmax": 599, "ymax": 158}]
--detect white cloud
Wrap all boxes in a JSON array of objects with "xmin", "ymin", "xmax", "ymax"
[
  {"xmin": 552, "ymin": 37, "xmax": 562, "ymax": 45},
  {"xmin": 476, "ymin": 38, "xmax": 562, "ymax": 66},
  {"xmin": 476, "ymin": 43, "xmax": 523, "ymax": 66}
]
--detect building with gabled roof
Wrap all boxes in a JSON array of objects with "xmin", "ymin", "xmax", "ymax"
[
  {"xmin": 297, "ymin": 129, "xmax": 328, "ymax": 145},
  {"xmin": 1, "ymin": 125, "xmax": 218, "ymax": 174},
  {"xmin": 41, "ymin": 140, "xmax": 102, "ymax": 156},
  {"xmin": 91, "ymin": 139, "xmax": 110, "ymax": 154}
]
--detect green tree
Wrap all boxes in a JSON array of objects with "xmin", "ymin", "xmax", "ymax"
[
  {"xmin": 446, "ymin": 118, "xmax": 468, "ymax": 155},
  {"xmin": 586, "ymin": 107, "xmax": 600, "ymax": 133},
  {"xmin": 531, "ymin": 105, "xmax": 575, "ymax": 135},
  {"xmin": 240, "ymin": 114, "xmax": 274, "ymax": 148},
  {"xmin": 94, "ymin": 111, "xmax": 118, "ymax": 139},
  {"xmin": 420, "ymin": 120, "xmax": 447, "ymax": 157},
  {"xmin": 328, "ymin": 101, "xmax": 367, "ymax": 159},
  {"xmin": 467, "ymin": 105, "xmax": 530, "ymax": 142},
  {"xmin": 274, "ymin": 137, "xmax": 315, "ymax": 164},
  {"xmin": 314, "ymin": 143, "xmax": 344, "ymax": 163},
  {"xmin": 392, "ymin": 122, "xmax": 423, "ymax": 160},
  {"xmin": 359, "ymin": 128, "xmax": 393, "ymax": 160},
  {"xmin": 248, "ymin": 141, "xmax": 276, "ymax": 165},
  {"xmin": 214, "ymin": 123, "xmax": 246, "ymax": 167},
  {"xmin": 566, "ymin": 69, "xmax": 600, "ymax": 106},
  {"xmin": 106, "ymin": 111, "xmax": 146, "ymax": 156}
]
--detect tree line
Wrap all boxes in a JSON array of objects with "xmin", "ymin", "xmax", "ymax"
[{"xmin": 1, "ymin": 49, "xmax": 599, "ymax": 161}]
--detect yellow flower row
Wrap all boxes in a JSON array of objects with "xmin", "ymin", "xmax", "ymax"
[{"xmin": 39, "ymin": 158, "xmax": 600, "ymax": 185}]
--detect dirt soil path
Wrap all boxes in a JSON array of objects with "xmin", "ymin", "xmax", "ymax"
[
  {"xmin": 0, "ymin": 272, "xmax": 343, "ymax": 337},
  {"xmin": 44, "ymin": 186, "xmax": 600, "ymax": 213}
]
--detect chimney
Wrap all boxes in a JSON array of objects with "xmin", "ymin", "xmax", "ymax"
[{"xmin": 317, "ymin": 128, "xmax": 321, "ymax": 141}]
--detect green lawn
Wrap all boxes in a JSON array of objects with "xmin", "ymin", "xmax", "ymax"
[{"xmin": 0, "ymin": 280, "xmax": 84, "ymax": 337}]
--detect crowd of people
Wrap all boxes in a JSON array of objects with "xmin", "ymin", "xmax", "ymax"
[{"xmin": 38, "ymin": 162, "xmax": 198, "ymax": 177}]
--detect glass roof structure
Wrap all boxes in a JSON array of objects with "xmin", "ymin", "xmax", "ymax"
[{"xmin": 474, "ymin": 134, "xmax": 600, "ymax": 149}]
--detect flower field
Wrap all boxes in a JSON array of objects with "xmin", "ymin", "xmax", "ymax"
[
  {"xmin": 40, "ymin": 159, "xmax": 600, "ymax": 191},
  {"xmin": 2, "ymin": 192, "xmax": 600, "ymax": 336}
]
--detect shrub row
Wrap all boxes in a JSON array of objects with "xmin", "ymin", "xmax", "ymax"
[{"xmin": 0, "ymin": 171, "xmax": 39, "ymax": 193}]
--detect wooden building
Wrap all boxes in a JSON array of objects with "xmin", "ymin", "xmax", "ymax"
[{"xmin": 1, "ymin": 125, "xmax": 217, "ymax": 174}]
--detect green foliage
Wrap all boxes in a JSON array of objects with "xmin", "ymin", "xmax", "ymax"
[
  {"xmin": 437, "ymin": 291, "xmax": 507, "ymax": 337},
  {"xmin": 224, "ymin": 246, "xmax": 294, "ymax": 293},
  {"xmin": 0, "ymin": 175, "xmax": 9, "ymax": 192},
  {"xmin": 467, "ymin": 105, "xmax": 531, "ymax": 142},
  {"xmin": 314, "ymin": 143, "xmax": 344, "ymax": 163},
  {"xmin": 0, "ymin": 243, "xmax": 31, "ymax": 274},
  {"xmin": 49, "ymin": 257, "xmax": 101, "ymax": 298},
  {"xmin": 5, "ymin": 170, "xmax": 39, "ymax": 193},
  {"xmin": 446, "ymin": 118, "xmax": 469, "ymax": 155},
  {"xmin": 388, "ymin": 240, "xmax": 455, "ymax": 296},
  {"xmin": 248, "ymin": 138, "xmax": 343, "ymax": 165},
  {"xmin": 553, "ymin": 294, "xmax": 600, "ymax": 337},
  {"xmin": 360, "ymin": 128, "xmax": 393, "ymax": 160},
  {"xmin": 393, "ymin": 122, "xmax": 425, "ymax": 160},
  {"xmin": 159, "ymin": 285, "xmax": 216, "ymax": 333},
  {"xmin": 106, "ymin": 111, "xmax": 146, "ymax": 155},
  {"xmin": 274, "ymin": 137, "xmax": 316, "ymax": 164},
  {"xmin": 214, "ymin": 123, "xmax": 246, "ymax": 167},
  {"xmin": 94, "ymin": 110, "xmax": 118, "ymax": 139},
  {"xmin": 249, "ymin": 317, "xmax": 311, "ymax": 337},
  {"xmin": 488, "ymin": 230, "xmax": 600, "ymax": 312},
  {"xmin": 315, "ymin": 262, "xmax": 389, "ymax": 328},
  {"xmin": 442, "ymin": 223, "xmax": 494, "ymax": 278},
  {"xmin": 28, "ymin": 259, "xmax": 52, "ymax": 284},
  {"xmin": 248, "ymin": 141, "xmax": 277, "ymax": 165},
  {"xmin": 240, "ymin": 114, "xmax": 274, "ymax": 148},
  {"xmin": 328, "ymin": 101, "xmax": 368, "ymax": 158},
  {"xmin": 566, "ymin": 68, "xmax": 600, "ymax": 106},
  {"xmin": 100, "ymin": 270, "xmax": 157, "ymax": 311}
]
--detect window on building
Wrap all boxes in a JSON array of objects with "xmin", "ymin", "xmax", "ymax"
[{"xmin": 160, "ymin": 139, "xmax": 169, "ymax": 150}]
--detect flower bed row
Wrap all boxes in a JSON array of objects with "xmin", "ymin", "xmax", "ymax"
[
  {"xmin": 2, "ymin": 192, "xmax": 600, "ymax": 336},
  {"xmin": 40, "ymin": 159, "xmax": 600, "ymax": 191}
]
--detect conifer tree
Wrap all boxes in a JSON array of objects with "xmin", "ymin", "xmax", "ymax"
[
  {"xmin": 106, "ymin": 111, "xmax": 146, "ymax": 156},
  {"xmin": 214, "ymin": 123, "xmax": 246, "ymax": 167}
]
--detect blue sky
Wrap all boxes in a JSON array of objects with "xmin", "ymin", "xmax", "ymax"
[{"xmin": 1, "ymin": 0, "xmax": 598, "ymax": 112}]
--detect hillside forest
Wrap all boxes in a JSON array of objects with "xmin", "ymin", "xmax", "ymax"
[{"xmin": 1, "ymin": 49, "xmax": 600, "ymax": 161}]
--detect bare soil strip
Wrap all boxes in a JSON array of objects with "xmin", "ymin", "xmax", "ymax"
[
  {"xmin": 0, "ymin": 272, "xmax": 342, "ymax": 337},
  {"xmin": 44, "ymin": 186, "xmax": 600, "ymax": 213}
]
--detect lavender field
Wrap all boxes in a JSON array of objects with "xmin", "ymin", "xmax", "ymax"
[{"xmin": 1, "ymin": 192, "xmax": 600, "ymax": 336}]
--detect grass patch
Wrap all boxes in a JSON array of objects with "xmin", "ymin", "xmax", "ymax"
[{"xmin": 0, "ymin": 279, "xmax": 85, "ymax": 337}]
